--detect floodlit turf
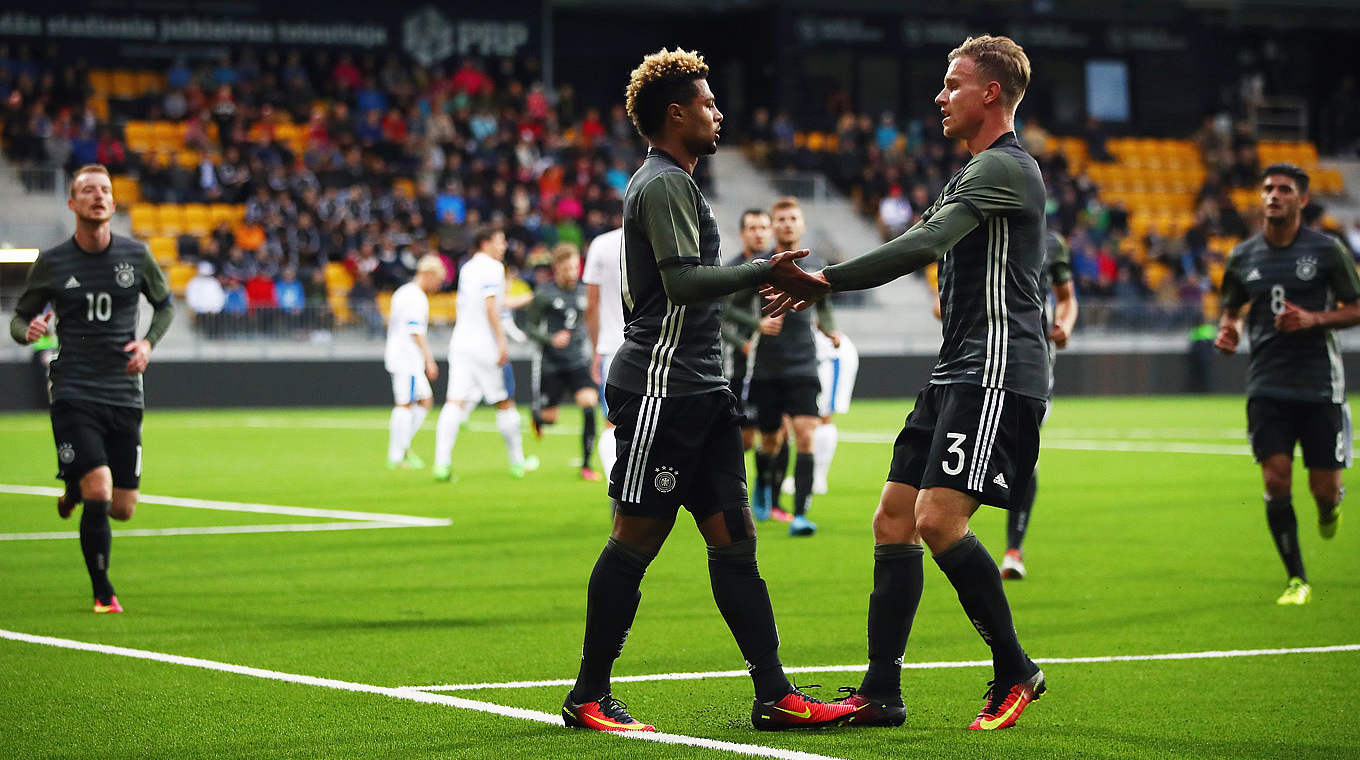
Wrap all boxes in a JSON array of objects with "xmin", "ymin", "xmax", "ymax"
[{"xmin": 1, "ymin": 396, "xmax": 1357, "ymax": 759}]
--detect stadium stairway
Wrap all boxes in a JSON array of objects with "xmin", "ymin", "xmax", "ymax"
[
  {"xmin": 0, "ymin": 162, "xmax": 70, "ymax": 252},
  {"xmin": 706, "ymin": 151, "xmax": 941, "ymax": 354}
]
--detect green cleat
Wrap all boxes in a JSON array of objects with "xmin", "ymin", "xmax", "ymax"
[
  {"xmin": 433, "ymin": 465, "xmax": 455, "ymax": 483},
  {"xmin": 1319, "ymin": 506, "xmax": 1341, "ymax": 540},
  {"xmin": 403, "ymin": 452, "xmax": 426, "ymax": 470},
  {"xmin": 386, "ymin": 459, "xmax": 400, "ymax": 470},
  {"xmin": 1276, "ymin": 577, "xmax": 1312, "ymax": 606},
  {"xmin": 509, "ymin": 455, "xmax": 540, "ymax": 479}
]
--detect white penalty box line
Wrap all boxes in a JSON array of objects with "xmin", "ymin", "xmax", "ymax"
[
  {"xmin": 0, "ymin": 484, "xmax": 449, "ymax": 541},
  {"xmin": 407, "ymin": 644, "xmax": 1360, "ymax": 692},
  {"xmin": 0, "ymin": 629, "xmax": 848, "ymax": 760}
]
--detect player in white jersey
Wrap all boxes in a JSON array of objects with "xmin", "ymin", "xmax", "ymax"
[
  {"xmin": 582, "ymin": 227, "xmax": 624, "ymax": 480},
  {"xmin": 384, "ymin": 255, "xmax": 446, "ymax": 469},
  {"xmin": 433, "ymin": 228, "xmax": 539, "ymax": 481},
  {"xmin": 813, "ymin": 329, "xmax": 858, "ymax": 494}
]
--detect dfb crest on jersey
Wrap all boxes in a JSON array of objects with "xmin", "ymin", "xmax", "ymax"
[
  {"xmin": 58, "ymin": 442, "xmax": 75, "ymax": 464},
  {"xmin": 115, "ymin": 262, "xmax": 136, "ymax": 288},
  {"xmin": 653, "ymin": 465, "xmax": 678, "ymax": 493},
  {"xmin": 1296, "ymin": 256, "xmax": 1318, "ymax": 282}
]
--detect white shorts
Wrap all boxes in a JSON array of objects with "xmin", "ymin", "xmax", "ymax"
[
  {"xmin": 817, "ymin": 346, "xmax": 859, "ymax": 417},
  {"xmin": 448, "ymin": 354, "xmax": 514, "ymax": 406},
  {"xmin": 391, "ymin": 372, "xmax": 433, "ymax": 405}
]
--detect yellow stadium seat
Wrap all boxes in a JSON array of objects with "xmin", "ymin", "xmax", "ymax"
[
  {"xmin": 325, "ymin": 262, "xmax": 354, "ymax": 293},
  {"xmin": 329, "ymin": 293, "xmax": 353, "ymax": 324},
  {"xmin": 209, "ymin": 204, "xmax": 237, "ymax": 227},
  {"xmin": 175, "ymin": 150, "xmax": 201, "ymax": 170},
  {"xmin": 429, "ymin": 293, "xmax": 456, "ymax": 325},
  {"xmin": 87, "ymin": 70, "xmax": 113, "ymax": 97},
  {"xmin": 181, "ymin": 204, "xmax": 211, "ymax": 236},
  {"xmin": 168, "ymin": 263, "xmax": 196, "ymax": 296},
  {"xmin": 130, "ymin": 205, "xmax": 159, "ymax": 238},
  {"xmin": 123, "ymin": 121, "xmax": 154, "ymax": 153},
  {"xmin": 377, "ymin": 291, "xmax": 393, "ymax": 319},
  {"xmin": 156, "ymin": 205, "xmax": 185, "ymax": 236},
  {"xmin": 135, "ymin": 71, "xmax": 164, "ymax": 95},
  {"xmin": 111, "ymin": 70, "xmax": 139, "ymax": 99},
  {"xmin": 111, "ymin": 176, "xmax": 140, "ymax": 206},
  {"xmin": 152, "ymin": 121, "xmax": 181, "ymax": 151},
  {"xmin": 149, "ymin": 236, "xmax": 178, "ymax": 265},
  {"xmin": 88, "ymin": 96, "xmax": 110, "ymax": 122}
]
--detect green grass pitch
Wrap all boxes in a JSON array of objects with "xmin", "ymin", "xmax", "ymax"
[{"xmin": 1, "ymin": 396, "xmax": 1357, "ymax": 759}]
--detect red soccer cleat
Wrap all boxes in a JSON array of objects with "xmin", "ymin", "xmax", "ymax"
[
  {"xmin": 834, "ymin": 688, "xmax": 906, "ymax": 727},
  {"xmin": 562, "ymin": 693, "xmax": 656, "ymax": 732},
  {"xmin": 769, "ymin": 507, "xmax": 793, "ymax": 523},
  {"xmin": 580, "ymin": 466, "xmax": 603, "ymax": 482},
  {"xmin": 93, "ymin": 596, "xmax": 123, "ymax": 614},
  {"xmin": 753, "ymin": 686, "xmax": 862, "ymax": 730},
  {"xmin": 968, "ymin": 669, "xmax": 1045, "ymax": 730}
]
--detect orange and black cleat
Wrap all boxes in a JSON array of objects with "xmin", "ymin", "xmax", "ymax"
[
  {"xmin": 753, "ymin": 686, "xmax": 862, "ymax": 730},
  {"xmin": 93, "ymin": 596, "xmax": 123, "ymax": 614},
  {"xmin": 562, "ymin": 693, "xmax": 656, "ymax": 732},
  {"xmin": 833, "ymin": 688, "xmax": 906, "ymax": 727},
  {"xmin": 968, "ymin": 669, "xmax": 1045, "ymax": 730}
]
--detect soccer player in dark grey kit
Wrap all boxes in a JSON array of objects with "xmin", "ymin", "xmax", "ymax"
[
  {"xmin": 1215, "ymin": 163, "xmax": 1360, "ymax": 606},
  {"xmin": 764, "ymin": 35, "xmax": 1050, "ymax": 730},
  {"xmin": 10, "ymin": 163, "xmax": 174, "ymax": 614},
  {"xmin": 561, "ymin": 48, "xmax": 859, "ymax": 733},
  {"xmin": 525, "ymin": 242, "xmax": 603, "ymax": 481}
]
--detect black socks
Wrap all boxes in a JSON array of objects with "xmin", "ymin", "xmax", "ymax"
[
  {"xmin": 772, "ymin": 442, "xmax": 789, "ymax": 507},
  {"xmin": 1007, "ymin": 470, "xmax": 1037, "ymax": 551},
  {"xmin": 934, "ymin": 532, "xmax": 1029, "ymax": 683},
  {"xmin": 859, "ymin": 543, "xmax": 924, "ymax": 699},
  {"xmin": 79, "ymin": 500, "xmax": 114, "ymax": 603},
  {"xmin": 708, "ymin": 538, "xmax": 792, "ymax": 703},
  {"xmin": 571, "ymin": 537, "xmax": 655, "ymax": 704},
  {"xmin": 1266, "ymin": 496, "xmax": 1306, "ymax": 581},
  {"xmin": 793, "ymin": 453, "xmax": 814, "ymax": 516},
  {"xmin": 582, "ymin": 406, "xmax": 597, "ymax": 468}
]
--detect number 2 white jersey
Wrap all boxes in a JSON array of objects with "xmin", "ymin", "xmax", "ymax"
[
  {"xmin": 450, "ymin": 253, "xmax": 505, "ymax": 361},
  {"xmin": 384, "ymin": 281, "xmax": 429, "ymax": 375},
  {"xmin": 581, "ymin": 227, "xmax": 625, "ymax": 356}
]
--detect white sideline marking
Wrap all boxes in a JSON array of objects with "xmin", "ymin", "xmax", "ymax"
[
  {"xmin": 0, "ymin": 629, "xmax": 847, "ymax": 760},
  {"xmin": 0, "ymin": 484, "xmax": 450, "ymax": 541},
  {"xmin": 407, "ymin": 644, "xmax": 1360, "ymax": 692}
]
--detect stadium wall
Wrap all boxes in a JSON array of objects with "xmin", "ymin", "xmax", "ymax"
[{"xmin": 4, "ymin": 352, "xmax": 1357, "ymax": 410}]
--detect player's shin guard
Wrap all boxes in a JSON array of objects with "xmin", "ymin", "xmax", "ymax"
[
  {"xmin": 793, "ymin": 453, "xmax": 814, "ymax": 516},
  {"xmin": 434, "ymin": 403, "xmax": 461, "ymax": 468},
  {"xmin": 388, "ymin": 406, "xmax": 411, "ymax": 463},
  {"xmin": 571, "ymin": 537, "xmax": 655, "ymax": 704},
  {"xmin": 79, "ymin": 500, "xmax": 115, "ymax": 603},
  {"xmin": 495, "ymin": 407, "xmax": 525, "ymax": 466},
  {"xmin": 707, "ymin": 538, "xmax": 793, "ymax": 702},
  {"xmin": 934, "ymin": 532, "xmax": 1029, "ymax": 683},
  {"xmin": 1007, "ymin": 469, "xmax": 1037, "ymax": 551},
  {"xmin": 1266, "ymin": 496, "xmax": 1307, "ymax": 581},
  {"xmin": 813, "ymin": 423, "xmax": 837, "ymax": 484},
  {"xmin": 598, "ymin": 427, "xmax": 617, "ymax": 482},
  {"xmin": 860, "ymin": 543, "xmax": 924, "ymax": 698},
  {"xmin": 582, "ymin": 406, "xmax": 597, "ymax": 468}
]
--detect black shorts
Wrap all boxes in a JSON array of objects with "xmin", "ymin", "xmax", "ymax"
[
  {"xmin": 747, "ymin": 376, "xmax": 821, "ymax": 433},
  {"xmin": 50, "ymin": 399, "xmax": 143, "ymax": 489},
  {"xmin": 886, "ymin": 383, "xmax": 1045, "ymax": 510},
  {"xmin": 727, "ymin": 371, "xmax": 758, "ymax": 430},
  {"xmin": 605, "ymin": 385, "xmax": 748, "ymax": 520},
  {"xmin": 1247, "ymin": 396, "xmax": 1352, "ymax": 470},
  {"xmin": 534, "ymin": 363, "xmax": 595, "ymax": 410}
]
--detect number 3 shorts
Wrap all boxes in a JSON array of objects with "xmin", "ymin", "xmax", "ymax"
[{"xmin": 886, "ymin": 383, "xmax": 1045, "ymax": 510}]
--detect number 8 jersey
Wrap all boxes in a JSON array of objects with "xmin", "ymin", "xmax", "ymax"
[
  {"xmin": 1221, "ymin": 227, "xmax": 1360, "ymax": 403},
  {"xmin": 13, "ymin": 234, "xmax": 171, "ymax": 408}
]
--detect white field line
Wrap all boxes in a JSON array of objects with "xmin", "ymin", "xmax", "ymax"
[
  {"xmin": 0, "ymin": 484, "xmax": 450, "ymax": 541},
  {"xmin": 406, "ymin": 644, "xmax": 1360, "ymax": 692},
  {"xmin": 0, "ymin": 629, "xmax": 847, "ymax": 760}
]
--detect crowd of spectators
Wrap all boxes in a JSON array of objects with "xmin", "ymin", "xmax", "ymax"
[{"xmin": 1, "ymin": 44, "xmax": 658, "ymax": 337}]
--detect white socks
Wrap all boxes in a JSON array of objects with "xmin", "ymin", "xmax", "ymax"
[
  {"xmin": 388, "ymin": 406, "xmax": 411, "ymax": 463},
  {"xmin": 598, "ymin": 426, "xmax": 617, "ymax": 483},
  {"xmin": 434, "ymin": 402, "xmax": 463, "ymax": 469},
  {"xmin": 406, "ymin": 404, "xmax": 429, "ymax": 452},
  {"xmin": 496, "ymin": 407, "xmax": 525, "ymax": 466},
  {"xmin": 813, "ymin": 423, "xmax": 838, "ymax": 491}
]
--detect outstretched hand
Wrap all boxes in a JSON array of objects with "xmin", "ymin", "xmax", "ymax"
[{"xmin": 762, "ymin": 249, "xmax": 830, "ymax": 317}]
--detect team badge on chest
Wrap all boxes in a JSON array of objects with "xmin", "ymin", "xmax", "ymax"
[
  {"xmin": 114, "ymin": 262, "xmax": 136, "ymax": 288},
  {"xmin": 1296, "ymin": 256, "xmax": 1317, "ymax": 282}
]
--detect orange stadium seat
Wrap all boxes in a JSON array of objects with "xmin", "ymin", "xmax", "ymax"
[
  {"xmin": 111, "ymin": 176, "xmax": 140, "ymax": 206},
  {"xmin": 152, "ymin": 121, "xmax": 182, "ymax": 151},
  {"xmin": 87, "ymin": 96, "xmax": 109, "ymax": 122},
  {"xmin": 135, "ymin": 71, "xmax": 164, "ymax": 95},
  {"xmin": 110, "ymin": 70, "xmax": 139, "ymax": 99},
  {"xmin": 87, "ymin": 70, "xmax": 113, "ymax": 98}
]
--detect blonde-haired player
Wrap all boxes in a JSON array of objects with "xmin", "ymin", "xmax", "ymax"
[{"xmin": 385, "ymin": 255, "xmax": 446, "ymax": 469}]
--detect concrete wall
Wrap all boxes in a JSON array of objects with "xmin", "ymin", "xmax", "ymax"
[{"xmin": 5, "ymin": 350, "xmax": 1351, "ymax": 411}]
